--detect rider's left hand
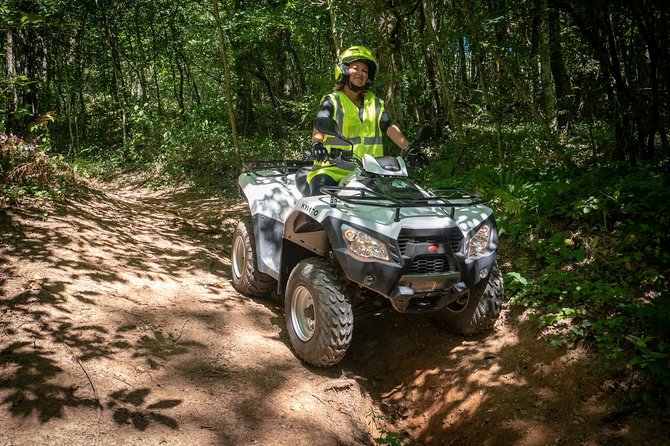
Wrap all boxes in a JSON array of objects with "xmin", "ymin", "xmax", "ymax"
[{"xmin": 405, "ymin": 144, "xmax": 428, "ymax": 169}]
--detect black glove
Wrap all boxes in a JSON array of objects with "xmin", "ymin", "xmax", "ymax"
[
  {"xmin": 405, "ymin": 145, "xmax": 428, "ymax": 169},
  {"xmin": 311, "ymin": 141, "xmax": 328, "ymax": 162}
]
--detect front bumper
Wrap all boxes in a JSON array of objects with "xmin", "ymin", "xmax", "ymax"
[
  {"xmin": 390, "ymin": 271, "xmax": 466, "ymax": 312},
  {"xmin": 328, "ymin": 221, "xmax": 498, "ymax": 314}
]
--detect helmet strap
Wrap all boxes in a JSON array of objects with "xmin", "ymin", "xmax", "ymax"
[{"xmin": 348, "ymin": 82, "xmax": 367, "ymax": 93}]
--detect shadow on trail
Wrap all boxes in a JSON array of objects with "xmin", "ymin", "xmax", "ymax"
[
  {"xmin": 0, "ymin": 276, "xmax": 196, "ymax": 429},
  {"xmin": 107, "ymin": 388, "xmax": 181, "ymax": 430},
  {"xmin": 246, "ymin": 279, "xmax": 544, "ymax": 444},
  {"xmin": 0, "ymin": 341, "xmax": 99, "ymax": 421},
  {"xmin": 0, "ymin": 183, "xmax": 240, "ymax": 432}
]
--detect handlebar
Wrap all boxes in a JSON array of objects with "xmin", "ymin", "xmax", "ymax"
[{"xmin": 328, "ymin": 148, "xmax": 355, "ymax": 162}]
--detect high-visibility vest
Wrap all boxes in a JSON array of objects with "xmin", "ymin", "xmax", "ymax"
[{"xmin": 308, "ymin": 90, "xmax": 385, "ymax": 183}]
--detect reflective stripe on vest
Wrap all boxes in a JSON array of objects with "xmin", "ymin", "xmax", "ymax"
[{"xmin": 322, "ymin": 91, "xmax": 384, "ymax": 157}]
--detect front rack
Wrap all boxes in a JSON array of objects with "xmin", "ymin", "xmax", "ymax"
[{"xmin": 321, "ymin": 186, "xmax": 485, "ymax": 222}]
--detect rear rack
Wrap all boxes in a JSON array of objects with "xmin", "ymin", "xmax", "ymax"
[
  {"xmin": 321, "ymin": 186, "xmax": 485, "ymax": 222},
  {"xmin": 242, "ymin": 159, "xmax": 313, "ymax": 181}
]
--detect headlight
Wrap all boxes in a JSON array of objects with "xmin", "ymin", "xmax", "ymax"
[
  {"xmin": 341, "ymin": 224, "xmax": 389, "ymax": 261},
  {"xmin": 468, "ymin": 223, "xmax": 491, "ymax": 257}
]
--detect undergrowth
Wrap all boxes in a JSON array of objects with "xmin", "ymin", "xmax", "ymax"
[
  {"xmin": 0, "ymin": 131, "xmax": 77, "ymax": 206},
  {"xmin": 69, "ymin": 103, "xmax": 309, "ymax": 192},
  {"xmin": 428, "ymin": 155, "xmax": 670, "ymax": 413}
]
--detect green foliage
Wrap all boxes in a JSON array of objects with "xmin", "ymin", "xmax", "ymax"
[
  {"xmin": 488, "ymin": 161, "xmax": 670, "ymax": 404},
  {"xmin": 375, "ymin": 430, "xmax": 405, "ymax": 446},
  {"xmin": 421, "ymin": 119, "xmax": 669, "ymax": 407},
  {"xmin": 121, "ymin": 102, "xmax": 240, "ymax": 189},
  {"xmin": 0, "ymin": 75, "xmax": 35, "ymax": 134}
]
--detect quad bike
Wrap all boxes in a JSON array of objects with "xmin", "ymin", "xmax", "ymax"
[{"xmin": 231, "ymin": 119, "xmax": 504, "ymax": 367}]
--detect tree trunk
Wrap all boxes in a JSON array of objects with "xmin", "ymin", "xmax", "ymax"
[
  {"xmin": 285, "ymin": 30, "xmax": 305, "ymax": 95},
  {"xmin": 380, "ymin": 8, "xmax": 405, "ymax": 125},
  {"xmin": 133, "ymin": 4, "xmax": 149, "ymax": 104},
  {"xmin": 212, "ymin": 0, "xmax": 242, "ymax": 169},
  {"xmin": 234, "ymin": 52, "xmax": 255, "ymax": 134},
  {"xmin": 99, "ymin": 1, "xmax": 127, "ymax": 144},
  {"xmin": 539, "ymin": 0, "xmax": 558, "ymax": 131},
  {"xmin": 75, "ymin": 15, "xmax": 88, "ymax": 148},
  {"xmin": 658, "ymin": 3, "xmax": 669, "ymax": 160},
  {"xmin": 547, "ymin": 5, "xmax": 570, "ymax": 128},
  {"xmin": 175, "ymin": 59, "xmax": 185, "ymax": 115},
  {"xmin": 422, "ymin": 0, "xmax": 456, "ymax": 126},
  {"xmin": 418, "ymin": 7, "xmax": 442, "ymax": 119},
  {"xmin": 6, "ymin": 28, "xmax": 18, "ymax": 128},
  {"xmin": 327, "ymin": 0, "xmax": 341, "ymax": 56},
  {"xmin": 458, "ymin": 28, "xmax": 468, "ymax": 94},
  {"xmin": 630, "ymin": 1, "xmax": 661, "ymax": 161},
  {"xmin": 149, "ymin": 16, "xmax": 164, "ymax": 116}
]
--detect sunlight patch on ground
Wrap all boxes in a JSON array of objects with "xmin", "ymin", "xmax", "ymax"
[{"xmin": 503, "ymin": 419, "xmax": 554, "ymax": 446}]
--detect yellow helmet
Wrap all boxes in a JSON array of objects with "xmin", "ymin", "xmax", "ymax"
[{"xmin": 334, "ymin": 46, "xmax": 378, "ymax": 90}]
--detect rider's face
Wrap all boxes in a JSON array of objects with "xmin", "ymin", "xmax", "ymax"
[{"xmin": 348, "ymin": 61, "xmax": 369, "ymax": 88}]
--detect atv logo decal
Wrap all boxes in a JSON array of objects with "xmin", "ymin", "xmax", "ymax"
[{"xmin": 301, "ymin": 203, "xmax": 319, "ymax": 217}]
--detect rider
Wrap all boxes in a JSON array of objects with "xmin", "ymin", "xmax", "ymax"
[{"xmin": 308, "ymin": 45, "xmax": 411, "ymax": 196}]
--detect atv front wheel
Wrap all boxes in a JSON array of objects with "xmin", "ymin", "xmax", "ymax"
[
  {"xmin": 230, "ymin": 217, "xmax": 276, "ymax": 297},
  {"xmin": 285, "ymin": 257, "xmax": 353, "ymax": 367},
  {"xmin": 437, "ymin": 263, "xmax": 504, "ymax": 335}
]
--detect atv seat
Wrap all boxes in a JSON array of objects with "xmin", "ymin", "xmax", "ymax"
[{"xmin": 295, "ymin": 166, "xmax": 311, "ymax": 197}]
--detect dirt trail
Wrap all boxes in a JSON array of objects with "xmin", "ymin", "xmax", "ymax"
[{"xmin": 0, "ymin": 181, "xmax": 667, "ymax": 446}]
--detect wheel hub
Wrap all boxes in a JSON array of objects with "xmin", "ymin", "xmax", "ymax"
[
  {"xmin": 232, "ymin": 236, "xmax": 246, "ymax": 279},
  {"xmin": 291, "ymin": 286, "xmax": 316, "ymax": 341}
]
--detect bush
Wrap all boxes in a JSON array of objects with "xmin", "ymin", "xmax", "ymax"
[
  {"xmin": 0, "ymin": 133, "xmax": 76, "ymax": 206},
  {"xmin": 422, "ymin": 126, "xmax": 669, "ymax": 409},
  {"xmin": 499, "ymin": 164, "xmax": 670, "ymax": 407}
]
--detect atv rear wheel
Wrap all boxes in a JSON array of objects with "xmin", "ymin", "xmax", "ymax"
[
  {"xmin": 285, "ymin": 257, "xmax": 353, "ymax": 367},
  {"xmin": 437, "ymin": 263, "xmax": 504, "ymax": 335},
  {"xmin": 230, "ymin": 217, "xmax": 276, "ymax": 297}
]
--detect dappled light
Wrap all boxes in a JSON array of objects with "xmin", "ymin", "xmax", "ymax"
[
  {"xmin": 0, "ymin": 183, "xmax": 371, "ymax": 445},
  {"xmin": 2, "ymin": 0, "xmax": 669, "ymax": 442},
  {"xmin": 0, "ymin": 341, "xmax": 98, "ymax": 422},
  {"xmin": 107, "ymin": 388, "xmax": 181, "ymax": 430},
  {"xmin": 335, "ymin": 304, "xmax": 668, "ymax": 445},
  {"xmin": 1, "ymin": 181, "xmax": 667, "ymax": 445}
]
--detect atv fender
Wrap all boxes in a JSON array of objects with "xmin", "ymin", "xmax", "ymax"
[
  {"xmin": 238, "ymin": 171, "xmax": 303, "ymax": 279},
  {"xmin": 279, "ymin": 207, "xmax": 330, "ymax": 294}
]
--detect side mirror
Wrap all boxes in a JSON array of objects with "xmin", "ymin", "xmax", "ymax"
[{"xmin": 314, "ymin": 117, "xmax": 344, "ymax": 139}]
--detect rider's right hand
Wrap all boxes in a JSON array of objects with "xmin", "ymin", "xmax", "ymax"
[{"xmin": 311, "ymin": 141, "xmax": 328, "ymax": 162}]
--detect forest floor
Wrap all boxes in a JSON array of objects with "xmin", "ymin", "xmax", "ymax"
[{"xmin": 0, "ymin": 178, "xmax": 668, "ymax": 446}]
